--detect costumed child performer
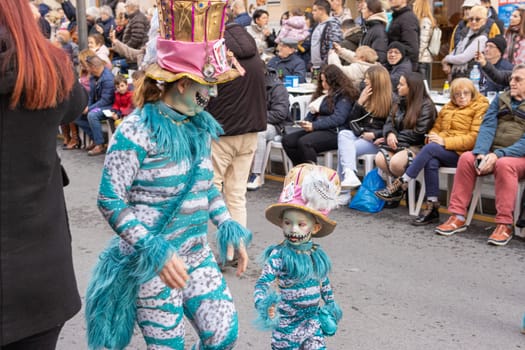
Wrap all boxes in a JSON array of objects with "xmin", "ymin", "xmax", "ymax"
[{"xmin": 254, "ymin": 163, "xmax": 343, "ymax": 349}]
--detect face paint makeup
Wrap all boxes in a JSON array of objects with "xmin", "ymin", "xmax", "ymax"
[{"xmin": 281, "ymin": 209, "xmax": 317, "ymax": 245}]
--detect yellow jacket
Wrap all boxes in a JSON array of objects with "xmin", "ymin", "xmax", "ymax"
[{"xmin": 429, "ymin": 93, "xmax": 489, "ymax": 153}]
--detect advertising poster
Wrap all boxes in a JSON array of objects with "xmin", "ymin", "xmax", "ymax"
[{"xmin": 499, "ymin": 0, "xmax": 524, "ymax": 27}]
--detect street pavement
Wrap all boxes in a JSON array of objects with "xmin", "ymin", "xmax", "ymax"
[{"xmin": 57, "ymin": 146, "xmax": 525, "ymax": 349}]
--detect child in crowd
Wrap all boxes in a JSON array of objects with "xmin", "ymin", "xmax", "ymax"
[
  {"xmin": 275, "ymin": 9, "xmax": 310, "ymax": 44},
  {"xmin": 87, "ymin": 33, "xmax": 111, "ymax": 68},
  {"xmin": 110, "ymin": 75, "xmax": 133, "ymax": 127},
  {"xmin": 254, "ymin": 163, "xmax": 343, "ymax": 349}
]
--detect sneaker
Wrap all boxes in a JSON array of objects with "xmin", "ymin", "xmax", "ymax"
[
  {"xmin": 247, "ymin": 173, "xmax": 263, "ymax": 191},
  {"xmin": 487, "ymin": 224, "xmax": 513, "ymax": 246},
  {"xmin": 337, "ymin": 192, "xmax": 352, "ymax": 206},
  {"xmin": 375, "ymin": 178, "xmax": 407, "ymax": 201},
  {"xmin": 435, "ymin": 215, "xmax": 467, "ymax": 236},
  {"xmin": 341, "ymin": 168, "xmax": 361, "ymax": 189}
]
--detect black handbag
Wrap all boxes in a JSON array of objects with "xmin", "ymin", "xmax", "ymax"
[
  {"xmin": 349, "ymin": 112, "xmax": 371, "ymax": 137},
  {"xmin": 282, "ymin": 124, "xmax": 304, "ymax": 135}
]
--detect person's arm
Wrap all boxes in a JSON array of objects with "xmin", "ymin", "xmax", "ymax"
[
  {"xmin": 60, "ymin": 0, "xmax": 76, "ymax": 22},
  {"xmin": 472, "ymin": 96, "xmax": 499, "ymax": 155},
  {"xmin": 267, "ymin": 84, "xmax": 291, "ymax": 125},
  {"xmin": 480, "ymin": 60, "xmax": 511, "ymax": 86},
  {"xmin": 112, "ymin": 39, "xmax": 142, "ymax": 63},
  {"xmin": 311, "ymin": 96, "xmax": 352, "ymax": 130},
  {"xmin": 89, "ymin": 73, "xmax": 115, "ymax": 110},
  {"xmin": 444, "ymin": 36, "xmax": 487, "ymax": 65},
  {"xmin": 254, "ymin": 248, "xmax": 281, "ymax": 330}
]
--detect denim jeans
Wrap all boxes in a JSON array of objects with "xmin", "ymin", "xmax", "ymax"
[
  {"xmin": 252, "ymin": 124, "xmax": 279, "ymax": 174},
  {"xmin": 337, "ymin": 129, "xmax": 378, "ymax": 174},
  {"xmin": 75, "ymin": 108, "xmax": 108, "ymax": 145},
  {"xmin": 405, "ymin": 142, "xmax": 459, "ymax": 197}
]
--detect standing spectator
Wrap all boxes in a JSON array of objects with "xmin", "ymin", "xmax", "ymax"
[
  {"xmin": 387, "ymin": 0, "xmax": 420, "ymax": 71},
  {"xmin": 504, "ymin": 6, "xmax": 525, "ymax": 65},
  {"xmin": 359, "ymin": 0, "xmax": 389, "ymax": 66},
  {"xmin": 330, "ymin": 0, "xmax": 352, "ymax": 24},
  {"xmin": 207, "ymin": 23, "xmax": 267, "ymax": 227},
  {"xmin": 86, "ymin": 6, "xmax": 100, "ymax": 35},
  {"xmin": 413, "ymin": 0, "xmax": 436, "ymax": 83},
  {"xmin": 477, "ymin": 35, "xmax": 513, "ymax": 95},
  {"xmin": 329, "ymin": 43, "xmax": 379, "ymax": 89},
  {"xmin": 267, "ymin": 38, "xmax": 307, "ymax": 82},
  {"xmin": 339, "ymin": 18, "xmax": 362, "ymax": 52},
  {"xmin": 0, "ymin": 0, "xmax": 87, "ymax": 348},
  {"xmin": 122, "ymin": 0, "xmax": 149, "ymax": 49},
  {"xmin": 275, "ymin": 9, "xmax": 310, "ymax": 44},
  {"xmin": 75, "ymin": 54, "xmax": 115, "ymax": 156},
  {"xmin": 298, "ymin": 11, "xmax": 315, "ymax": 69},
  {"xmin": 480, "ymin": 0, "xmax": 504, "ymax": 34},
  {"xmin": 93, "ymin": 5, "xmax": 116, "ymax": 48},
  {"xmin": 246, "ymin": 9, "xmax": 276, "ymax": 62},
  {"xmin": 435, "ymin": 65, "xmax": 525, "ymax": 246},
  {"xmin": 231, "ymin": 0, "xmax": 251, "ymax": 27},
  {"xmin": 282, "ymin": 64, "xmax": 358, "ymax": 165},
  {"xmin": 386, "ymin": 41, "xmax": 412, "ymax": 89},
  {"xmin": 247, "ymin": 68, "xmax": 291, "ymax": 190},
  {"xmin": 310, "ymin": 0, "xmax": 343, "ymax": 68}
]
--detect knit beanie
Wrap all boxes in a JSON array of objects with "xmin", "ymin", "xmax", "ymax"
[
  {"xmin": 387, "ymin": 41, "xmax": 406, "ymax": 59},
  {"xmin": 487, "ymin": 35, "xmax": 507, "ymax": 56}
]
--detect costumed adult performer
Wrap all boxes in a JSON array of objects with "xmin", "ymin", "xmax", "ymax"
[
  {"xmin": 85, "ymin": 1, "xmax": 252, "ymax": 349},
  {"xmin": 254, "ymin": 164, "xmax": 343, "ymax": 349}
]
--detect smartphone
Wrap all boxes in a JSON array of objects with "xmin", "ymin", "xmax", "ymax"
[{"xmin": 475, "ymin": 157, "xmax": 487, "ymax": 169}]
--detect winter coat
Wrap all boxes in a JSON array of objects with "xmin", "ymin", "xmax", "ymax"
[
  {"xmin": 444, "ymin": 28, "xmax": 488, "ymax": 80},
  {"xmin": 112, "ymin": 90, "xmax": 134, "ymax": 117},
  {"xmin": 265, "ymin": 71, "xmax": 292, "ymax": 133},
  {"xmin": 122, "ymin": 9, "xmax": 150, "ymax": 49},
  {"xmin": 276, "ymin": 16, "xmax": 310, "ymax": 43},
  {"xmin": 206, "ymin": 23, "xmax": 267, "ymax": 136},
  {"xmin": 88, "ymin": 67, "xmax": 115, "ymax": 112},
  {"xmin": 111, "ymin": 39, "xmax": 145, "ymax": 65},
  {"xmin": 360, "ymin": 12, "xmax": 389, "ymax": 65},
  {"xmin": 480, "ymin": 58, "xmax": 513, "ymax": 95},
  {"xmin": 327, "ymin": 50, "xmax": 377, "ymax": 89},
  {"xmin": 347, "ymin": 102, "xmax": 386, "ymax": 139},
  {"xmin": 389, "ymin": 57, "xmax": 412, "ymax": 88},
  {"xmin": 450, "ymin": 19, "xmax": 500, "ymax": 53},
  {"xmin": 418, "ymin": 17, "xmax": 433, "ymax": 63},
  {"xmin": 247, "ymin": 23, "xmax": 276, "ymax": 56},
  {"xmin": 383, "ymin": 95, "xmax": 436, "ymax": 147},
  {"xmin": 341, "ymin": 26, "xmax": 363, "ymax": 53},
  {"xmin": 388, "ymin": 6, "xmax": 420, "ymax": 70},
  {"xmin": 429, "ymin": 92, "xmax": 488, "ymax": 154},
  {"xmin": 304, "ymin": 92, "xmax": 353, "ymax": 131},
  {"xmin": 0, "ymin": 47, "xmax": 86, "ymax": 345},
  {"xmin": 234, "ymin": 12, "xmax": 252, "ymax": 27},
  {"xmin": 96, "ymin": 16, "xmax": 116, "ymax": 47},
  {"xmin": 267, "ymin": 53, "xmax": 306, "ymax": 83},
  {"xmin": 480, "ymin": 60, "xmax": 511, "ymax": 87},
  {"xmin": 311, "ymin": 18, "xmax": 343, "ymax": 66},
  {"xmin": 504, "ymin": 29, "xmax": 525, "ymax": 65}
]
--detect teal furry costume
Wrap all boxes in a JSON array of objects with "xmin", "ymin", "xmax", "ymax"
[
  {"xmin": 254, "ymin": 240, "xmax": 342, "ymax": 349},
  {"xmin": 85, "ymin": 102, "xmax": 251, "ymax": 349}
]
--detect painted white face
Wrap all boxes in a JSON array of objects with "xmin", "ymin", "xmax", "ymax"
[
  {"xmin": 281, "ymin": 209, "xmax": 318, "ymax": 245},
  {"xmin": 166, "ymin": 79, "xmax": 218, "ymax": 116}
]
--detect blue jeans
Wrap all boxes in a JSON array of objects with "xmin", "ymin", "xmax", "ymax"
[
  {"xmin": 75, "ymin": 108, "xmax": 108, "ymax": 145},
  {"xmin": 405, "ymin": 142, "xmax": 459, "ymax": 197},
  {"xmin": 337, "ymin": 129, "xmax": 378, "ymax": 174}
]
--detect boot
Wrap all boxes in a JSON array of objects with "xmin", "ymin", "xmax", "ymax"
[
  {"xmin": 61, "ymin": 123, "xmax": 71, "ymax": 148},
  {"xmin": 411, "ymin": 200, "xmax": 440, "ymax": 226},
  {"xmin": 65, "ymin": 123, "xmax": 81, "ymax": 150},
  {"xmin": 375, "ymin": 177, "xmax": 408, "ymax": 201}
]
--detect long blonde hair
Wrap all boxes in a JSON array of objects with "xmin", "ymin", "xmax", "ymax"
[
  {"xmin": 364, "ymin": 65, "xmax": 392, "ymax": 118},
  {"xmin": 412, "ymin": 0, "xmax": 436, "ymax": 27}
]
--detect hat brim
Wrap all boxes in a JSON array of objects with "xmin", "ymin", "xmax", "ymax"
[
  {"xmin": 145, "ymin": 63, "xmax": 241, "ymax": 85},
  {"xmin": 265, "ymin": 203, "xmax": 337, "ymax": 238}
]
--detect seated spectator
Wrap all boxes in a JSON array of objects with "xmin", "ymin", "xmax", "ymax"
[
  {"xmin": 230, "ymin": 0, "xmax": 251, "ymax": 27},
  {"xmin": 476, "ymin": 35, "xmax": 513, "ymax": 95},
  {"xmin": 282, "ymin": 64, "xmax": 358, "ymax": 165},
  {"xmin": 267, "ymin": 38, "xmax": 306, "ymax": 82},
  {"xmin": 93, "ymin": 5, "xmax": 116, "ymax": 48},
  {"xmin": 434, "ymin": 64, "xmax": 525, "ymax": 246},
  {"xmin": 88, "ymin": 33, "xmax": 111, "ymax": 67},
  {"xmin": 336, "ymin": 65, "xmax": 392, "ymax": 205},
  {"xmin": 275, "ymin": 9, "xmax": 309, "ymax": 45},
  {"xmin": 85, "ymin": 6, "xmax": 100, "ymax": 35},
  {"xmin": 329, "ymin": 43, "xmax": 379, "ymax": 89},
  {"xmin": 377, "ymin": 78, "xmax": 489, "ymax": 225},
  {"xmin": 387, "ymin": 41, "xmax": 413, "ymax": 89},
  {"xmin": 247, "ymin": 69, "xmax": 291, "ymax": 190},
  {"xmin": 122, "ymin": 0, "xmax": 149, "ymax": 50},
  {"xmin": 110, "ymin": 75, "xmax": 134, "ymax": 127},
  {"xmin": 247, "ymin": 9, "xmax": 276, "ymax": 62},
  {"xmin": 75, "ymin": 54, "xmax": 115, "ymax": 156},
  {"xmin": 374, "ymin": 72, "xmax": 436, "ymax": 205},
  {"xmin": 340, "ymin": 19, "xmax": 362, "ymax": 53}
]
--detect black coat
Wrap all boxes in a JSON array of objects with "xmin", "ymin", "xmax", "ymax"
[
  {"xmin": 266, "ymin": 71, "xmax": 291, "ymax": 133},
  {"xmin": 207, "ymin": 23, "xmax": 267, "ymax": 135},
  {"xmin": 0, "ymin": 59, "xmax": 87, "ymax": 344},
  {"xmin": 361, "ymin": 14, "xmax": 389, "ymax": 66},
  {"xmin": 388, "ymin": 7, "xmax": 420, "ymax": 71}
]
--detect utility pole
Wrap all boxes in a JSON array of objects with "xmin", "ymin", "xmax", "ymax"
[{"xmin": 76, "ymin": 0, "xmax": 88, "ymax": 50}]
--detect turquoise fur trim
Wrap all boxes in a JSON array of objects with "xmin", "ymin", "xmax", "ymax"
[
  {"xmin": 139, "ymin": 102, "xmax": 223, "ymax": 162},
  {"xmin": 215, "ymin": 219, "xmax": 252, "ymax": 265},
  {"xmin": 318, "ymin": 301, "xmax": 343, "ymax": 336},
  {"xmin": 277, "ymin": 241, "xmax": 331, "ymax": 282},
  {"xmin": 86, "ymin": 235, "xmax": 173, "ymax": 350},
  {"xmin": 254, "ymin": 287, "xmax": 281, "ymax": 330}
]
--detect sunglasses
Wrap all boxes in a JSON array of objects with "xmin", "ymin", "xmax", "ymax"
[{"xmin": 468, "ymin": 17, "xmax": 483, "ymax": 22}]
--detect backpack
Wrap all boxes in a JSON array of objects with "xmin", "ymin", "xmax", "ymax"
[{"xmin": 427, "ymin": 26, "xmax": 442, "ymax": 56}]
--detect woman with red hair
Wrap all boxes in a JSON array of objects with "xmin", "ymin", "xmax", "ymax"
[{"xmin": 0, "ymin": 0, "xmax": 87, "ymax": 348}]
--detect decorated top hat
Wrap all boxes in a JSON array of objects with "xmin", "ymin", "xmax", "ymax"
[
  {"xmin": 146, "ymin": 0, "xmax": 241, "ymax": 85},
  {"xmin": 265, "ymin": 164, "xmax": 341, "ymax": 237}
]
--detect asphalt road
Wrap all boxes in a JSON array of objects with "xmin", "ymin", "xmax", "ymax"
[{"xmin": 56, "ymin": 146, "xmax": 525, "ymax": 349}]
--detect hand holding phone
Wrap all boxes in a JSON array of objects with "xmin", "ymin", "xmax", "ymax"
[{"xmin": 475, "ymin": 156, "xmax": 487, "ymax": 170}]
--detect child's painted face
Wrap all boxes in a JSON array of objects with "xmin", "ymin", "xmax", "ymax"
[
  {"xmin": 281, "ymin": 209, "xmax": 320, "ymax": 245},
  {"xmin": 116, "ymin": 82, "xmax": 128, "ymax": 94}
]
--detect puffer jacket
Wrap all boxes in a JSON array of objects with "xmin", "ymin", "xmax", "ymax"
[
  {"xmin": 360, "ymin": 12, "xmax": 388, "ymax": 65},
  {"xmin": 347, "ymin": 102, "xmax": 386, "ymax": 139},
  {"xmin": 383, "ymin": 95, "xmax": 436, "ymax": 147},
  {"xmin": 122, "ymin": 9, "xmax": 150, "ymax": 49},
  {"xmin": 276, "ymin": 16, "xmax": 309, "ymax": 43},
  {"xmin": 304, "ymin": 92, "xmax": 353, "ymax": 131},
  {"xmin": 429, "ymin": 93, "xmax": 489, "ymax": 154}
]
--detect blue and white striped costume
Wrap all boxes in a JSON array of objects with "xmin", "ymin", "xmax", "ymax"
[
  {"xmin": 254, "ymin": 240, "xmax": 342, "ymax": 350},
  {"xmin": 86, "ymin": 102, "xmax": 251, "ymax": 350}
]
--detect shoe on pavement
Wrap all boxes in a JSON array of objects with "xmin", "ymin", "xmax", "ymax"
[
  {"xmin": 411, "ymin": 200, "xmax": 440, "ymax": 226},
  {"xmin": 375, "ymin": 177, "xmax": 407, "ymax": 201},
  {"xmin": 435, "ymin": 215, "xmax": 467, "ymax": 236},
  {"xmin": 487, "ymin": 224, "xmax": 513, "ymax": 246},
  {"xmin": 337, "ymin": 192, "xmax": 351, "ymax": 206},
  {"xmin": 87, "ymin": 144, "xmax": 106, "ymax": 156},
  {"xmin": 247, "ymin": 173, "xmax": 263, "ymax": 191},
  {"xmin": 341, "ymin": 168, "xmax": 361, "ymax": 189}
]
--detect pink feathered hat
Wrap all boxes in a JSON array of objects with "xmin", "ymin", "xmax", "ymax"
[{"xmin": 146, "ymin": 0, "xmax": 241, "ymax": 85}]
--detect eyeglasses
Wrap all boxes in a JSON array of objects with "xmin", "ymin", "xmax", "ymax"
[
  {"xmin": 468, "ymin": 17, "xmax": 483, "ymax": 22},
  {"xmin": 453, "ymin": 90, "xmax": 471, "ymax": 98}
]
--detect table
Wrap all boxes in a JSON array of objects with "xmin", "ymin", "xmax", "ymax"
[
  {"xmin": 429, "ymin": 91, "xmax": 450, "ymax": 112},
  {"xmin": 287, "ymin": 83, "xmax": 317, "ymax": 95}
]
